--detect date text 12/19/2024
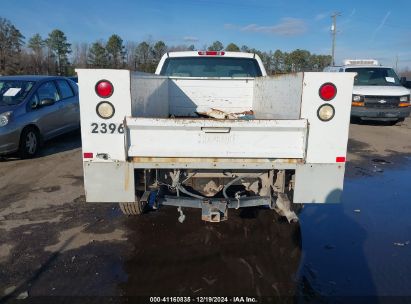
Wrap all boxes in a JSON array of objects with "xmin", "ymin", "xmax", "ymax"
[{"xmin": 149, "ymin": 297, "xmax": 258, "ymax": 303}]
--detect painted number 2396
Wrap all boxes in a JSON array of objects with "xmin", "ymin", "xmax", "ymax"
[{"xmin": 91, "ymin": 123, "xmax": 124, "ymax": 134}]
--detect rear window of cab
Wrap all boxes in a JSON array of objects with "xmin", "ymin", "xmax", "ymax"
[{"xmin": 160, "ymin": 57, "xmax": 262, "ymax": 77}]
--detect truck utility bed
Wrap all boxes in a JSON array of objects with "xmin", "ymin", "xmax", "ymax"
[
  {"xmin": 124, "ymin": 73, "xmax": 307, "ymax": 161},
  {"xmin": 76, "ymin": 52, "xmax": 354, "ymax": 217}
]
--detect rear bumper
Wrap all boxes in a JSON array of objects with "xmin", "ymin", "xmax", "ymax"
[
  {"xmin": 83, "ymin": 160, "xmax": 345, "ymax": 204},
  {"xmin": 351, "ymin": 106, "xmax": 411, "ymax": 120},
  {"xmin": 131, "ymin": 157, "xmax": 302, "ymax": 169}
]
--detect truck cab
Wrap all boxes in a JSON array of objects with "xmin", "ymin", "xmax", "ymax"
[{"xmin": 324, "ymin": 59, "xmax": 411, "ymax": 122}]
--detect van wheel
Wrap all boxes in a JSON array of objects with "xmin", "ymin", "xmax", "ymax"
[
  {"xmin": 19, "ymin": 127, "xmax": 40, "ymax": 159},
  {"xmin": 350, "ymin": 117, "xmax": 362, "ymax": 124},
  {"xmin": 119, "ymin": 196, "xmax": 145, "ymax": 215},
  {"xmin": 393, "ymin": 118, "xmax": 405, "ymax": 126}
]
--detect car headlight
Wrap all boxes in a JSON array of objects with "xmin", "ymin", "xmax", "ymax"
[
  {"xmin": 399, "ymin": 95, "xmax": 410, "ymax": 102},
  {"xmin": 352, "ymin": 95, "xmax": 364, "ymax": 102},
  {"xmin": 0, "ymin": 111, "xmax": 12, "ymax": 127}
]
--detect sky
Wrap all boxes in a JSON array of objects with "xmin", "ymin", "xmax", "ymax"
[{"xmin": 1, "ymin": 0, "xmax": 411, "ymax": 69}]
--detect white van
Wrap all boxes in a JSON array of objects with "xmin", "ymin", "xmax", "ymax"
[{"xmin": 324, "ymin": 59, "xmax": 411, "ymax": 122}]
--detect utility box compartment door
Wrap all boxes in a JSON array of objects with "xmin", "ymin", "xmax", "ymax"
[{"xmin": 126, "ymin": 117, "xmax": 307, "ymax": 159}]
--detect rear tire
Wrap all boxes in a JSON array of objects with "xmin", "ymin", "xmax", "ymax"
[
  {"xmin": 287, "ymin": 189, "xmax": 303, "ymax": 215},
  {"xmin": 18, "ymin": 127, "xmax": 40, "ymax": 159},
  {"xmin": 119, "ymin": 196, "xmax": 145, "ymax": 215},
  {"xmin": 350, "ymin": 116, "xmax": 362, "ymax": 124},
  {"xmin": 291, "ymin": 202, "xmax": 304, "ymax": 215}
]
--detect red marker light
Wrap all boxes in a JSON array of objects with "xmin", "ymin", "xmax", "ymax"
[
  {"xmin": 83, "ymin": 152, "xmax": 93, "ymax": 159},
  {"xmin": 95, "ymin": 80, "xmax": 114, "ymax": 98},
  {"xmin": 319, "ymin": 83, "xmax": 337, "ymax": 101},
  {"xmin": 336, "ymin": 156, "xmax": 346, "ymax": 163},
  {"xmin": 198, "ymin": 51, "xmax": 225, "ymax": 56}
]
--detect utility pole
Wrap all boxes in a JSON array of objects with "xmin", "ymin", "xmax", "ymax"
[
  {"xmin": 395, "ymin": 55, "xmax": 399, "ymax": 72},
  {"xmin": 331, "ymin": 12, "xmax": 341, "ymax": 66}
]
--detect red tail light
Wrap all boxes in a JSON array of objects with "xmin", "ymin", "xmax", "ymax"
[
  {"xmin": 336, "ymin": 156, "xmax": 346, "ymax": 163},
  {"xmin": 319, "ymin": 83, "xmax": 337, "ymax": 101},
  {"xmin": 83, "ymin": 152, "xmax": 93, "ymax": 159},
  {"xmin": 198, "ymin": 51, "xmax": 225, "ymax": 56},
  {"xmin": 95, "ymin": 80, "xmax": 114, "ymax": 98}
]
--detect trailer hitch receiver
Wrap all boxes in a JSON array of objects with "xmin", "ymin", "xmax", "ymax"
[{"xmin": 201, "ymin": 200, "xmax": 228, "ymax": 222}]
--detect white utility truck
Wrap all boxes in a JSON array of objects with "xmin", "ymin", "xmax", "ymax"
[
  {"xmin": 77, "ymin": 51, "xmax": 355, "ymax": 223},
  {"xmin": 324, "ymin": 59, "xmax": 411, "ymax": 122}
]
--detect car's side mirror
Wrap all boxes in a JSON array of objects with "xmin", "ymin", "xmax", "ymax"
[
  {"xmin": 30, "ymin": 99, "xmax": 38, "ymax": 109},
  {"xmin": 39, "ymin": 98, "xmax": 55, "ymax": 107},
  {"xmin": 400, "ymin": 77, "xmax": 407, "ymax": 85}
]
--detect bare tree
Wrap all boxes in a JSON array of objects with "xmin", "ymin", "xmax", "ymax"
[
  {"xmin": 72, "ymin": 42, "xmax": 89, "ymax": 69},
  {"xmin": 125, "ymin": 41, "xmax": 137, "ymax": 69}
]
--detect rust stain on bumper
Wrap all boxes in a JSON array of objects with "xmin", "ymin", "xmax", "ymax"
[
  {"xmin": 132, "ymin": 157, "xmax": 302, "ymax": 164},
  {"xmin": 124, "ymin": 164, "xmax": 130, "ymax": 191}
]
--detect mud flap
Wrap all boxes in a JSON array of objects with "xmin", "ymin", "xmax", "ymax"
[
  {"xmin": 83, "ymin": 161, "xmax": 135, "ymax": 202},
  {"xmin": 293, "ymin": 163, "xmax": 345, "ymax": 204}
]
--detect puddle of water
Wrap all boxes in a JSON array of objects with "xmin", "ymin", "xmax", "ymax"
[
  {"xmin": 298, "ymin": 157, "xmax": 411, "ymax": 298},
  {"xmin": 372, "ymin": 158, "xmax": 391, "ymax": 165}
]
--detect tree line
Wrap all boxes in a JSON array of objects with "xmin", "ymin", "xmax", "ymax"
[{"xmin": 1, "ymin": 16, "xmax": 332, "ymax": 76}]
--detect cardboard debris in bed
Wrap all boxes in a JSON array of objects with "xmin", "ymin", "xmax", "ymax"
[{"xmin": 196, "ymin": 107, "xmax": 255, "ymax": 120}]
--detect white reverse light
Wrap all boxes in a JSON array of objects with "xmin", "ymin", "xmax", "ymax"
[
  {"xmin": 317, "ymin": 104, "xmax": 335, "ymax": 122},
  {"xmin": 96, "ymin": 101, "xmax": 115, "ymax": 119}
]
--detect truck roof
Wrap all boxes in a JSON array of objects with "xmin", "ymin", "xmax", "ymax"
[
  {"xmin": 341, "ymin": 59, "xmax": 392, "ymax": 69},
  {"xmin": 325, "ymin": 64, "xmax": 393, "ymax": 71},
  {"xmin": 345, "ymin": 65, "xmax": 392, "ymax": 69},
  {"xmin": 156, "ymin": 51, "xmax": 267, "ymax": 76},
  {"xmin": 166, "ymin": 51, "xmax": 259, "ymax": 59}
]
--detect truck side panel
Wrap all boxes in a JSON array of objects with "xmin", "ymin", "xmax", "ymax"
[
  {"xmin": 77, "ymin": 69, "xmax": 135, "ymax": 203},
  {"xmin": 253, "ymin": 73, "xmax": 303, "ymax": 119},
  {"xmin": 301, "ymin": 72, "xmax": 355, "ymax": 164},
  {"xmin": 293, "ymin": 72, "xmax": 354, "ymax": 204},
  {"xmin": 77, "ymin": 69, "xmax": 132, "ymax": 161},
  {"xmin": 130, "ymin": 73, "xmax": 169, "ymax": 118}
]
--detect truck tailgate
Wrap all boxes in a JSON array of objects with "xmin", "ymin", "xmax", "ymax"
[{"xmin": 126, "ymin": 117, "xmax": 307, "ymax": 159}]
